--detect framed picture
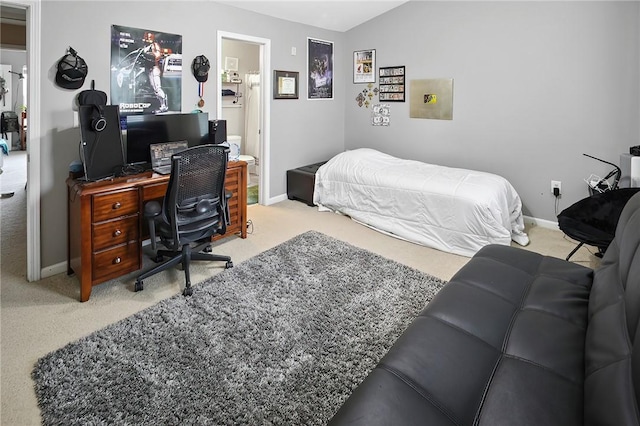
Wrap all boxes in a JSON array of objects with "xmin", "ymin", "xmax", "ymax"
[
  {"xmin": 110, "ymin": 25, "xmax": 183, "ymax": 115},
  {"xmin": 378, "ymin": 66, "xmax": 405, "ymax": 102},
  {"xmin": 409, "ymin": 78, "xmax": 454, "ymax": 120},
  {"xmin": 224, "ymin": 56, "xmax": 238, "ymax": 71},
  {"xmin": 273, "ymin": 70, "xmax": 299, "ymax": 99},
  {"xmin": 307, "ymin": 37, "xmax": 333, "ymax": 100},
  {"xmin": 353, "ymin": 49, "xmax": 376, "ymax": 83}
]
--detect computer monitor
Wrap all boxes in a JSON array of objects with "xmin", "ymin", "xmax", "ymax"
[
  {"xmin": 79, "ymin": 105, "xmax": 125, "ymax": 181},
  {"xmin": 124, "ymin": 112, "xmax": 209, "ymax": 166}
]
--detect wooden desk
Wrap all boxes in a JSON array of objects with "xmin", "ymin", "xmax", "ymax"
[{"xmin": 67, "ymin": 161, "xmax": 247, "ymax": 302}]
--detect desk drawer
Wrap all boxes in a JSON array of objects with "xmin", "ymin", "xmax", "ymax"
[
  {"xmin": 93, "ymin": 189, "xmax": 139, "ymax": 222},
  {"xmin": 92, "ymin": 242, "xmax": 140, "ymax": 281},
  {"xmin": 143, "ymin": 182, "xmax": 167, "ymax": 201},
  {"xmin": 92, "ymin": 215, "xmax": 139, "ymax": 251}
]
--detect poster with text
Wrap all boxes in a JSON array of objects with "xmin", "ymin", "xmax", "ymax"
[
  {"xmin": 111, "ymin": 25, "xmax": 182, "ymax": 116},
  {"xmin": 307, "ymin": 38, "xmax": 333, "ymax": 100}
]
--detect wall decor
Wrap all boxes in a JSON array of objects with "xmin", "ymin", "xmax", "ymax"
[
  {"xmin": 307, "ymin": 37, "xmax": 333, "ymax": 100},
  {"xmin": 372, "ymin": 103, "xmax": 391, "ymax": 126},
  {"xmin": 353, "ymin": 49, "xmax": 376, "ymax": 83},
  {"xmin": 273, "ymin": 70, "xmax": 299, "ymax": 99},
  {"xmin": 111, "ymin": 25, "xmax": 182, "ymax": 115},
  {"xmin": 409, "ymin": 78, "xmax": 454, "ymax": 120},
  {"xmin": 378, "ymin": 66, "xmax": 405, "ymax": 102},
  {"xmin": 355, "ymin": 82, "xmax": 378, "ymax": 108}
]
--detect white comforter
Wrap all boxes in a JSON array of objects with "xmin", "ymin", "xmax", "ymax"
[{"xmin": 313, "ymin": 148, "xmax": 529, "ymax": 257}]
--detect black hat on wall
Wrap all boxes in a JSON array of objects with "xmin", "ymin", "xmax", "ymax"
[
  {"xmin": 192, "ymin": 55, "xmax": 210, "ymax": 83},
  {"xmin": 55, "ymin": 47, "xmax": 88, "ymax": 90}
]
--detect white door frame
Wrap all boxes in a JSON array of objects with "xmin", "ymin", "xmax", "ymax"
[
  {"xmin": 216, "ymin": 31, "xmax": 271, "ymax": 205},
  {"xmin": 9, "ymin": 0, "xmax": 41, "ymax": 281}
]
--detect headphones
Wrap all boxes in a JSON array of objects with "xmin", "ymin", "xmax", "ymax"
[{"xmin": 90, "ymin": 104, "xmax": 107, "ymax": 132}]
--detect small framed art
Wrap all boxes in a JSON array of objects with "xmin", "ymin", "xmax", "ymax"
[
  {"xmin": 353, "ymin": 49, "xmax": 376, "ymax": 83},
  {"xmin": 378, "ymin": 66, "xmax": 405, "ymax": 102},
  {"xmin": 273, "ymin": 70, "xmax": 299, "ymax": 99}
]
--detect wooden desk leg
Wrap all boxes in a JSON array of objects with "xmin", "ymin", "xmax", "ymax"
[{"xmin": 80, "ymin": 279, "xmax": 92, "ymax": 302}]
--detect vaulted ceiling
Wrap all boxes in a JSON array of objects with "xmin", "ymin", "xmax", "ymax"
[{"xmin": 216, "ymin": 1, "xmax": 408, "ymax": 32}]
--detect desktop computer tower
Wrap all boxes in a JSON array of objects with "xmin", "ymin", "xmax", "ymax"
[{"xmin": 209, "ymin": 119, "xmax": 227, "ymax": 145}]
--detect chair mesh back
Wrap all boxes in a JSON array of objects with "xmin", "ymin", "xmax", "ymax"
[
  {"xmin": 163, "ymin": 144, "xmax": 228, "ymax": 228},
  {"xmin": 176, "ymin": 145, "xmax": 226, "ymax": 205}
]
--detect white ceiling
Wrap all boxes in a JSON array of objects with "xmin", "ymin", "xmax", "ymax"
[{"xmin": 216, "ymin": 1, "xmax": 409, "ymax": 32}]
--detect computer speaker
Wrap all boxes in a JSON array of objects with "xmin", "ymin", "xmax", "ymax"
[{"xmin": 208, "ymin": 119, "xmax": 227, "ymax": 145}]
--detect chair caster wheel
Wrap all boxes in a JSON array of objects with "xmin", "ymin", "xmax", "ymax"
[
  {"xmin": 225, "ymin": 261, "xmax": 233, "ymax": 269},
  {"xmin": 134, "ymin": 280, "xmax": 144, "ymax": 292},
  {"xmin": 153, "ymin": 255, "xmax": 164, "ymax": 263},
  {"xmin": 183, "ymin": 287, "xmax": 193, "ymax": 296},
  {"xmin": 204, "ymin": 246, "xmax": 212, "ymax": 253}
]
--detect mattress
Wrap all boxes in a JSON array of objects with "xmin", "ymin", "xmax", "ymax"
[{"xmin": 313, "ymin": 148, "xmax": 529, "ymax": 257}]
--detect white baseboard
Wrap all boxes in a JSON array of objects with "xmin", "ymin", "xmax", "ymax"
[
  {"xmin": 41, "ymin": 261, "xmax": 67, "ymax": 279},
  {"xmin": 523, "ymin": 215, "xmax": 559, "ymax": 230},
  {"xmin": 266, "ymin": 193, "xmax": 288, "ymax": 206},
  {"xmin": 40, "ymin": 210, "xmax": 555, "ymax": 278}
]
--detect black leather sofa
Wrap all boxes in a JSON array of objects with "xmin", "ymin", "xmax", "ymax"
[{"xmin": 330, "ymin": 191, "xmax": 640, "ymax": 425}]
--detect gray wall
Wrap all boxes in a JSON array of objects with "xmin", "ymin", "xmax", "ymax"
[
  {"xmin": 344, "ymin": 1, "xmax": 640, "ymax": 221},
  {"xmin": 40, "ymin": 1, "xmax": 346, "ymax": 268}
]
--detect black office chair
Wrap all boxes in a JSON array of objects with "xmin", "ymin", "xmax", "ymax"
[
  {"xmin": 558, "ymin": 154, "xmax": 640, "ymax": 261},
  {"xmin": 134, "ymin": 144, "xmax": 233, "ymax": 296}
]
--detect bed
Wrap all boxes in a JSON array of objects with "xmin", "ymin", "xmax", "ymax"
[{"xmin": 313, "ymin": 148, "xmax": 529, "ymax": 257}]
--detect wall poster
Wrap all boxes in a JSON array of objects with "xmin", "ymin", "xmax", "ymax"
[
  {"xmin": 111, "ymin": 25, "xmax": 182, "ymax": 116},
  {"xmin": 378, "ymin": 66, "xmax": 405, "ymax": 102},
  {"xmin": 409, "ymin": 78, "xmax": 454, "ymax": 120},
  {"xmin": 353, "ymin": 49, "xmax": 376, "ymax": 84},
  {"xmin": 307, "ymin": 37, "xmax": 333, "ymax": 100}
]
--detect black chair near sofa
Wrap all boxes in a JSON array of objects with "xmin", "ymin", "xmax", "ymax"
[
  {"xmin": 558, "ymin": 154, "xmax": 640, "ymax": 260},
  {"xmin": 134, "ymin": 144, "xmax": 233, "ymax": 296},
  {"xmin": 558, "ymin": 187, "xmax": 640, "ymax": 260}
]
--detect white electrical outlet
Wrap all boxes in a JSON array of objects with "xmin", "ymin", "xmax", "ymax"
[{"xmin": 551, "ymin": 180, "xmax": 561, "ymax": 195}]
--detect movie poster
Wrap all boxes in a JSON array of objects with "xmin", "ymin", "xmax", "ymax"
[
  {"xmin": 307, "ymin": 38, "xmax": 333, "ymax": 100},
  {"xmin": 110, "ymin": 25, "xmax": 182, "ymax": 116}
]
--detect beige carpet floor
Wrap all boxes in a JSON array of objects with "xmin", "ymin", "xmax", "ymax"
[{"xmin": 0, "ymin": 150, "xmax": 600, "ymax": 424}]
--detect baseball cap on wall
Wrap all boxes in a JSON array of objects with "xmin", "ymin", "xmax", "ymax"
[
  {"xmin": 192, "ymin": 55, "xmax": 210, "ymax": 83},
  {"xmin": 55, "ymin": 47, "xmax": 88, "ymax": 90}
]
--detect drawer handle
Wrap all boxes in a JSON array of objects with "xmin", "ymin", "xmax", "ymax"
[
  {"xmin": 113, "ymin": 257, "xmax": 122, "ymax": 264},
  {"xmin": 113, "ymin": 202, "xmax": 121, "ymax": 210},
  {"xmin": 113, "ymin": 229, "xmax": 122, "ymax": 237}
]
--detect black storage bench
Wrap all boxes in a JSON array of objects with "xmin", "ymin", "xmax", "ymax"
[{"xmin": 287, "ymin": 161, "xmax": 327, "ymax": 206}]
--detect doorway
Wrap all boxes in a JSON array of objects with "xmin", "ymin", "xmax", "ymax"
[
  {"xmin": 216, "ymin": 31, "xmax": 271, "ymax": 206},
  {"xmin": 1, "ymin": 1, "xmax": 39, "ymax": 281}
]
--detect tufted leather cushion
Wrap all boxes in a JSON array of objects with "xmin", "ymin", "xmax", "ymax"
[
  {"xmin": 330, "ymin": 245, "xmax": 593, "ymax": 425},
  {"xmin": 330, "ymin": 192, "xmax": 640, "ymax": 425}
]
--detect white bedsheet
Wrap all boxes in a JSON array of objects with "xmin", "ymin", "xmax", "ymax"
[{"xmin": 313, "ymin": 148, "xmax": 529, "ymax": 257}]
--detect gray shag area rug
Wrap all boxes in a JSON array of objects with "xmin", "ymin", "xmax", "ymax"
[{"xmin": 32, "ymin": 231, "xmax": 447, "ymax": 425}]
